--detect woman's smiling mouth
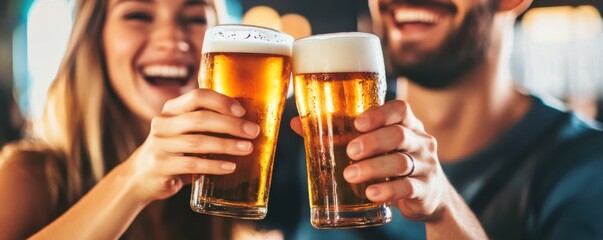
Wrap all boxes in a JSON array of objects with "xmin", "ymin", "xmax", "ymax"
[{"xmin": 140, "ymin": 64, "xmax": 194, "ymax": 87}]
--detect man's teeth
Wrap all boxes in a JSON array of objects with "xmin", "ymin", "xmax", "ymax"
[
  {"xmin": 394, "ymin": 10, "xmax": 439, "ymax": 24},
  {"xmin": 142, "ymin": 65, "xmax": 188, "ymax": 78}
]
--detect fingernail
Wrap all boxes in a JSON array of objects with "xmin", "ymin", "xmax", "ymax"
[
  {"xmin": 236, "ymin": 141, "xmax": 252, "ymax": 151},
  {"xmin": 355, "ymin": 115, "xmax": 369, "ymax": 131},
  {"xmin": 344, "ymin": 166, "xmax": 359, "ymax": 180},
  {"xmin": 244, "ymin": 122, "xmax": 260, "ymax": 137},
  {"xmin": 347, "ymin": 141, "xmax": 362, "ymax": 157},
  {"xmin": 366, "ymin": 186, "xmax": 380, "ymax": 197},
  {"xmin": 221, "ymin": 162, "xmax": 236, "ymax": 171},
  {"xmin": 231, "ymin": 104, "xmax": 246, "ymax": 116}
]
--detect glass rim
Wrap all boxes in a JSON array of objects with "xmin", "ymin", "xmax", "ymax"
[
  {"xmin": 205, "ymin": 24, "xmax": 294, "ymax": 43},
  {"xmin": 292, "ymin": 32, "xmax": 384, "ymax": 74},
  {"xmin": 295, "ymin": 32, "xmax": 379, "ymax": 43}
]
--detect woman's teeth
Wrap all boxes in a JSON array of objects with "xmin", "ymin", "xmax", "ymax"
[
  {"xmin": 141, "ymin": 65, "xmax": 191, "ymax": 87},
  {"xmin": 142, "ymin": 65, "xmax": 189, "ymax": 78}
]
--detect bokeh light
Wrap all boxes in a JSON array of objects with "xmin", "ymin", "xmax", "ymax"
[
  {"xmin": 280, "ymin": 14, "xmax": 312, "ymax": 39},
  {"xmin": 26, "ymin": 0, "xmax": 72, "ymax": 118},
  {"xmin": 522, "ymin": 5, "xmax": 601, "ymax": 44},
  {"xmin": 522, "ymin": 6, "xmax": 574, "ymax": 44},
  {"xmin": 574, "ymin": 5, "xmax": 602, "ymax": 40},
  {"xmin": 242, "ymin": 6, "xmax": 281, "ymax": 31}
]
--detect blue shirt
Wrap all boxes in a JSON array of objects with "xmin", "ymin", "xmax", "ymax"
[{"xmin": 261, "ymin": 83, "xmax": 603, "ymax": 239}]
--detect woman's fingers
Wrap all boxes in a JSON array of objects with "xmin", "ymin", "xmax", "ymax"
[
  {"xmin": 153, "ymin": 134, "xmax": 254, "ymax": 156},
  {"xmin": 159, "ymin": 156, "xmax": 237, "ymax": 176},
  {"xmin": 151, "ymin": 110, "xmax": 260, "ymax": 139},
  {"xmin": 161, "ymin": 88, "xmax": 246, "ymax": 117},
  {"xmin": 180, "ymin": 175, "xmax": 194, "ymax": 185}
]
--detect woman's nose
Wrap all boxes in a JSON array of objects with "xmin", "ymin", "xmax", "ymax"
[{"xmin": 153, "ymin": 21, "xmax": 190, "ymax": 53}]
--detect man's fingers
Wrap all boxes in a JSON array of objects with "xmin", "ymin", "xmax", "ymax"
[
  {"xmin": 365, "ymin": 177, "xmax": 426, "ymax": 203},
  {"xmin": 355, "ymin": 100, "xmax": 424, "ymax": 132},
  {"xmin": 347, "ymin": 124, "xmax": 427, "ymax": 160},
  {"xmin": 290, "ymin": 117, "xmax": 303, "ymax": 136},
  {"xmin": 343, "ymin": 152, "xmax": 418, "ymax": 183}
]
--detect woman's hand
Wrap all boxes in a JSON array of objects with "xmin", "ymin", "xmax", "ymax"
[{"xmin": 124, "ymin": 88, "xmax": 260, "ymax": 203}]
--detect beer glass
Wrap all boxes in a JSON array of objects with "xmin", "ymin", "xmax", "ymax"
[
  {"xmin": 191, "ymin": 25, "xmax": 293, "ymax": 220},
  {"xmin": 293, "ymin": 33, "xmax": 391, "ymax": 229}
]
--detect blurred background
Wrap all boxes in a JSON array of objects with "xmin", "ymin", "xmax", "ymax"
[{"xmin": 1, "ymin": 0, "xmax": 602, "ymax": 142}]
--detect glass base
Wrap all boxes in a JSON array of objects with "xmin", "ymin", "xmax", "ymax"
[
  {"xmin": 311, "ymin": 204, "xmax": 392, "ymax": 229},
  {"xmin": 190, "ymin": 200, "xmax": 267, "ymax": 220}
]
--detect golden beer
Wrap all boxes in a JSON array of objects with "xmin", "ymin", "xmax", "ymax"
[
  {"xmin": 191, "ymin": 25, "xmax": 292, "ymax": 220},
  {"xmin": 293, "ymin": 33, "xmax": 391, "ymax": 229}
]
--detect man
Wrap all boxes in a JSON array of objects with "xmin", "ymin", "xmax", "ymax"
[
  {"xmin": 361, "ymin": 0, "xmax": 603, "ymax": 238},
  {"xmin": 263, "ymin": 0, "xmax": 603, "ymax": 238}
]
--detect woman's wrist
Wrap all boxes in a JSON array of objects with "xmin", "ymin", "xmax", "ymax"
[
  {"xmin": 29, "ymin": 157, "xmax": 151, "ymax": 239},
  {"xmin": 111, "ymin": 157, "xmax": 154, "ymax": 208}
]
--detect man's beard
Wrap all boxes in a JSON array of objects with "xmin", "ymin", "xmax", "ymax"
[{"xmin": 387, "ymin": 1, "xmax": 498, "ymax": 89}]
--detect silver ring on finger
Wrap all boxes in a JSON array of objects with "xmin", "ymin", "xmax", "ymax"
[{"xmin": 391, "ymin": 152, "xmax": 415, "ymax": 180}]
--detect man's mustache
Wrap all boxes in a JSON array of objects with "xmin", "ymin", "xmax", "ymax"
[{"xmin": 379, "ymin": 0, "xmax": 458, "ymax": 14}]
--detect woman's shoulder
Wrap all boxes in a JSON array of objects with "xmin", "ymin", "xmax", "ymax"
[
  {"xmin": 0, "ymin": 140, "xmax": 67, "ymax": 239},
  {"xmin": 0, "ymin": 139, "xmax": 68, "ymax": 200},
  {"xmin": 1, "ymin": 140, "xmax": 65, "ymax": 173},
  {"xmin": 2, "ymin": 140, "xmax": 49, "ymax": 167},
  {"xmin": 1, "ymin": 140, "xmax": 69, "ymax": 204}
]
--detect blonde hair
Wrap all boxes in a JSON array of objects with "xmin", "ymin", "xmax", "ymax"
[
  {"xmin": 38, "ymin": 0, "xmax": 144, "ymax": 206},
  {"xmin": 0, "ymin": 0, "xmax": 234, "ymax": 238}
]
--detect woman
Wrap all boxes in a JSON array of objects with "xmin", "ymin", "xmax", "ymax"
[{"xmin": 0, "ymin": 0, "xmax": 259, "ymax": 238}]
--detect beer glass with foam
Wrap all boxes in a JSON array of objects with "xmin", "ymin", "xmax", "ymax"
[
  {"xmin": 190, "ymin": 25, "xmax": 293, "ymax": 220},
  {"xmin": 293, "ymin": 33, "xmax": 391, "ymax": 229}
]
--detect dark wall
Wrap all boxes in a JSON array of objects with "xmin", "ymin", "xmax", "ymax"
[
  {"xmin": 239, "ymin": 0, "xmax": 603, "ymax": 34},
  {"xmin": 532, "ymin": 0, "xmax": 603, "ymax": 10},
  {"xmin": 241, "ymin": 0, "xmax": 362, "ymax": 34},
  {"xmin": 0, "ymin": 0, "xmax": 24, "ymax": 146}
]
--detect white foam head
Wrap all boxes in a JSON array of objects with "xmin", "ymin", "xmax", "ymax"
[
  {"xmin": 293, "ymin": 32, "xmax": 385, "ymax": 74},
  {"xmin": 202, "ymin": 25, "xmax": 293, "ymax": 56}
]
